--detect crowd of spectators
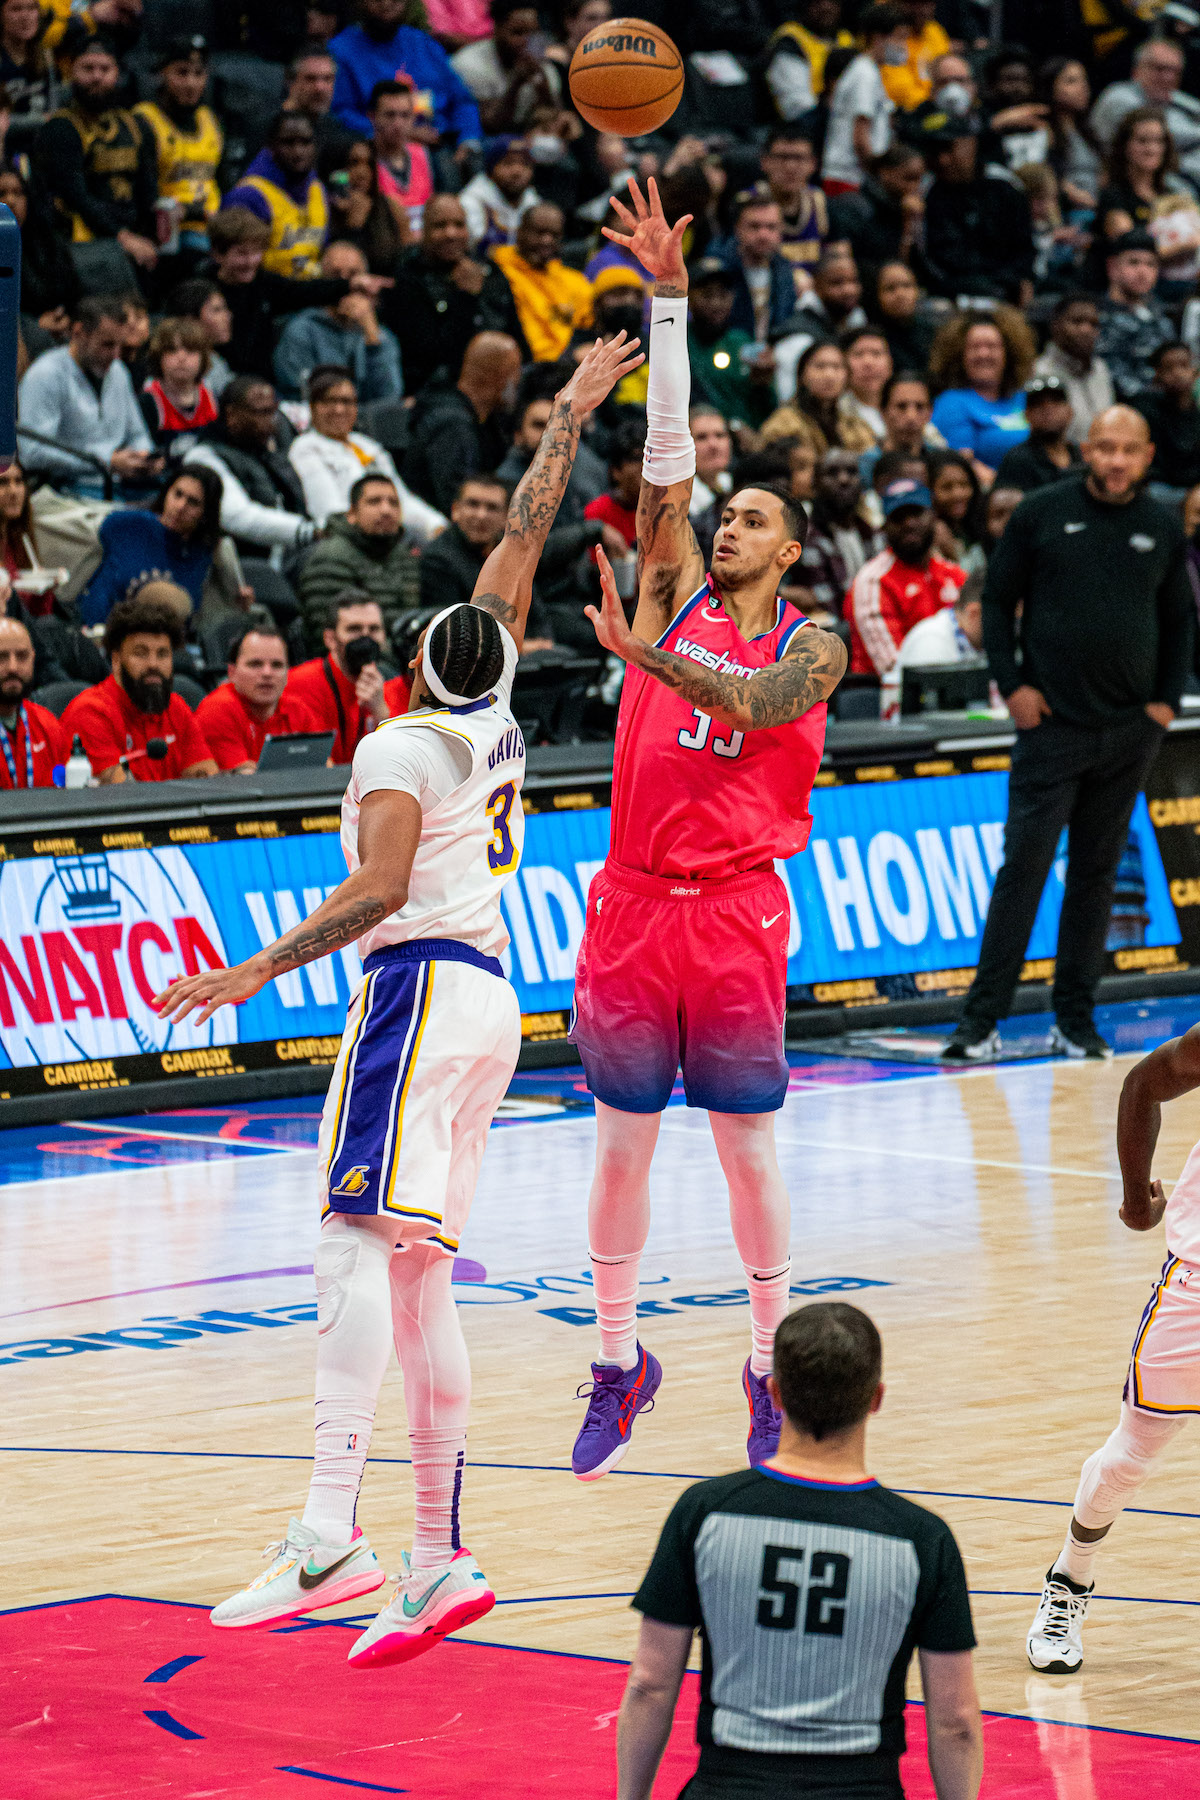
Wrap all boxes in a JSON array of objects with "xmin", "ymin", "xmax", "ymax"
[{"xmin": 5, "ymin": 0, "xmax": 1200, "ymax": 790}]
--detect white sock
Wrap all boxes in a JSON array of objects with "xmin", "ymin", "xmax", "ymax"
[
  {"xmin": 409, "ymin": 1428, "xmax": 466, "ymax": 1569},
  {"xmin": 589, "ymin": 1251, "xmax": 640, "ymax": 1370},
  {"xmin": 389, "ymin": 1244, "xmax": 471, "ymax": 1568},
  {"xmin": 302, "ymin": 1224, "xmax": 395, "ymax": 1545},
  {"xmin": 1053, "ymin": 1526, "xmax": 1101, "ymax": 1587},
  {"xmin": 744, "ymin": 1261, "xmax": 791, "ymax": 1378}
]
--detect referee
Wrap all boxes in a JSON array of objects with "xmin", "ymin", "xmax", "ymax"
[
  {"xmin": 944, "ymin": 405, "xmax": 1194, "ymax": 1063},
  {"xmin": 618, "ymin": 1304, "xmax": 981, "ymax": 1800}
]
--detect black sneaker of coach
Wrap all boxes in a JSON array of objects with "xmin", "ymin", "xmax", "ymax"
[
  {"xmin": 1048, "ymin": 1021, "xmax": 1113, "ymax": 1061},
  {"xmin": 940, "ymin": 1022, "xmax": 1001, "ymax": 1063}
]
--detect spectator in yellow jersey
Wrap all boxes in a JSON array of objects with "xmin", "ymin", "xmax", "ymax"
[
  {"xmin": 34, "ymin": 36, "xmax": 158, "ymax": 293},
  {"xmin": 880, "ymin": 0, "xmax": 950, "ymax": 112},
  {"xmin": 134, "ymin": 35, "xmax": 223, "ymax": 279},
  {"xmin": 490, "ymin": 202, "xmax": 591, "ymax": 360},
  {"xmin": 222, "ymin": 111, "xmax": 328, "ymax": 281},
  {"xmin": 763, "ymin": 0, "xmax": 855, "ymax": 123}
]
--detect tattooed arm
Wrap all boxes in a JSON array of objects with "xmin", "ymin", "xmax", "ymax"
[
  {"xmin": 600, "ymin": 177, "xmax": 705, "ymax": 642},
  {"xmin": 587, "ymin": 548, "xmax": 847, "ymax": 729},
  {"xmin": 471, "ymin": 331, "xmax": 644, "ymax": 653},
  {"xmin": 151, "ymin": 792, "xmax": 423, "ymax": 1024}
]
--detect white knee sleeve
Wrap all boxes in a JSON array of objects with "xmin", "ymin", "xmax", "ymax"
[
  {"xmin": 315, "ymin": 1229, "xmax": 368, "ymax": 1336},
  {"xmin": 1073, "ymin": 1402, "xmax": 1185, "ymax": 1531}
]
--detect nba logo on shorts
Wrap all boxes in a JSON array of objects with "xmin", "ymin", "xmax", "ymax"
[
  {"xmin": 346, "ymin": 1433, "xmax": 358, "ymax": 1450},
  {"xmin": 331, "ymin": 1165, "xmax": 371, "ymax": 1198}
]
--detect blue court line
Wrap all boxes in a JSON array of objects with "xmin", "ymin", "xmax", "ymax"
[
  {"xmin": 3, "ymin": 1446, "xmax": 1199, "ymax": 1523},
  {"xmin": 276, "ymin": 1772, "xmax": 408, "ymax": 1794},
  {"xmin": 973, "ymin": 1588, "xmax": 1200, "ymax": 1608},
  {"xmin": 143, "ymin": 1708, "xmax": 203, "ymax": 1741},
  {"xmin": 494, "ymin": 1591, "xmax": 636, "ymax": 1606},
  {"xmin": 144, "ymin": 1654, "xmax": 204, "ymax": 1682}
]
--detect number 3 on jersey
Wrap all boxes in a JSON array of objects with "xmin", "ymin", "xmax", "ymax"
[
  {"xmin": 486, "ymin": 780, "xmax": 520, "ymax": 875},
  {"xmin": 678, "ymin": 708, "xmax": 744, "ymax": 760}
]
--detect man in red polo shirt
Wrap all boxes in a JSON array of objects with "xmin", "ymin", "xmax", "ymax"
[
  {"xmin": 63, "ymin": 595, "xmax": 218, "ymax": 782},
  {"xmin": 284, "ymin": 591, "xmax": 393, "ymax": 764},
  {"xmin": 0, "ymin": 617, "xmax": 68, "ymax": 788},
  {"xmin": 197, "ymin": 623, "xmax": 323, "ymax": 772},
  {"xmin": 847, "ymin": 479, "xmax": 966, "ymax": 676}
]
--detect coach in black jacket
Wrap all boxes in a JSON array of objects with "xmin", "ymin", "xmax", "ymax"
[{"xmin": 944, "ymin": 406, "xmax": 1193, "ymax": 1062}]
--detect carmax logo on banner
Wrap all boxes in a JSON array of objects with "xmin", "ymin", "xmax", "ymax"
[{"xmin": 0, "ymin": 849, "xmax": 235, "ymax": 1069}]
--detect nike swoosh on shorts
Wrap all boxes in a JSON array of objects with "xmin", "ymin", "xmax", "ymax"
[
  {"xmin": 402, "ymin": 1571, "xmax": 452, "ymax": 1618},
  {"xmin": 297, "ymin": 1548, "xmax": 359, "ymax": 1590},
  {"xmin": 761, "ymin": 911, "xmax": 785, "ymax": 928}
]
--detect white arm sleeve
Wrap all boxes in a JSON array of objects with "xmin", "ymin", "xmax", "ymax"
[{"xmin": 642, "ymin": 296, "xmax": 696, "ymax": 487}]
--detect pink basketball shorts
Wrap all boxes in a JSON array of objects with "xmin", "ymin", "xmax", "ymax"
[{"xmin": 569, "ymin": 860, "xmax": 791, "ymax": 1115}]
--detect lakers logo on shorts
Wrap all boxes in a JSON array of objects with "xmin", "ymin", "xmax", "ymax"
[{"xmin": 331, "ymin": 1165, "xmax": 371, "ymax": 1198}]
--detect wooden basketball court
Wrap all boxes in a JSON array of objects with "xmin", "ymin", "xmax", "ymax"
[{"xmin": 4, "ymin": 998, "xmax": 1200, "ymax": 1796}]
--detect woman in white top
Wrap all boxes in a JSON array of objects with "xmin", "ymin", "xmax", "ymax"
[{"xmin": 288, "ymin": 367, "xmax": 447, "ymax": 539}]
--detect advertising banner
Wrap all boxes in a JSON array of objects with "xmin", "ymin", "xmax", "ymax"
[{"xmin": 1, "ymin": 727, "xmax": 1198, "ymax": 1100}]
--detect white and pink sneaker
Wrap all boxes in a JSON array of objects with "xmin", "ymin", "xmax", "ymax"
[
  {"xmin": 347, "ymin": 1548, "xmax": 495, "ymax": 1669},
  {"xmin": 210, "ymin": 1519, "xmax": 385, "ymax": 1629}
]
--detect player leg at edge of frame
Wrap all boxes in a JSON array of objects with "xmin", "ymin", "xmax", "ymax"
[{"xmin": 1027, "ymin": 1270, "xmax": 1192, "ymax": 1672}]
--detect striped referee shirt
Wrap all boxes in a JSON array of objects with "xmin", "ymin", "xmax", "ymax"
[{"xmin": 634, "ymin": 1467, "xmax": 975, "ymax": 1792}]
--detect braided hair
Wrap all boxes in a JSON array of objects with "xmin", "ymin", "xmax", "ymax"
[{"xmin": 427, "ymin": 604, "xmax": 505, "ymax": 701}]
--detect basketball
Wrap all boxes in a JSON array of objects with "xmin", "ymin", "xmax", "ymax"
[{"xmin": 568, "ymin": 17, "xmax": 683, "ymax": 137}]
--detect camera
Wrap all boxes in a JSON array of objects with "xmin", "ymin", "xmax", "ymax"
[{"xmin": 343, "ymin": 634, "xmax": 380, "ymax": 678}]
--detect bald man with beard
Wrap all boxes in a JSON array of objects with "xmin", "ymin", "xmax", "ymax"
[
  {"xmin": 943, "ymin": 406, "xmax": 1194, "ymax": 1064},
  {"xmin": 402, "ymin": 329, "xmax": 522, "ymax": 514}
]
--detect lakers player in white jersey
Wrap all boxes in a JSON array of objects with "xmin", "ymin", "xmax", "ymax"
[
  {"xmin": 155, "ymin": 331, "xmax": 644, "ymax": 1668},
  {"xmin": 1027, "ymin": 1021, "xmax": 1200, "ymax": 1673}
]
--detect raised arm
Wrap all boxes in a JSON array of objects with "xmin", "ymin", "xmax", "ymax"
[
  {"xmin": 470, "ymin": 332, "xmax": 644, "ymax": 653},
  {"xmin": 588, "ymin": 547, "xmax": 847, "ymax": 730},
  {"xmin": 1117, "ymin": 1024, "xmax": 1200, "ymax": 1230},
  {"xmin": 602, "ymin": 177, "xmax": 705, "ymax": 642}
]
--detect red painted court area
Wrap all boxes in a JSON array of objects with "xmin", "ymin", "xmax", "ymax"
[{"xmin": 0, "ymin": 1597, "xmax": 1192, "ymax": 1797}]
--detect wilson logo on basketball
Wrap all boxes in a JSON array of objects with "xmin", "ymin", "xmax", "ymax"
[{"xmin": 581, "ymin": 31, "xmax": 657, "ymax": 54}]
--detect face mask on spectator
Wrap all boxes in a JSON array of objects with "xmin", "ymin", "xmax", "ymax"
[
  {"xmin": 528, "ymin": 132, "xmax": 565, "ymax": 164},
  {"xmin": 935, "ymin": 81, "xmax": 973, "ymax": 115}
]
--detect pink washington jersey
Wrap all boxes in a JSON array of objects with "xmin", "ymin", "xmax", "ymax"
[{"xmin": 609, "ymin": 579, "xmax": 827, "ymax": 879}]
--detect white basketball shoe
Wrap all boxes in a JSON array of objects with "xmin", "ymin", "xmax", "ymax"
[
  {"xmin": 347, "ymin": 1547, "xmax": 495, "ymax": 1669},
  {"xmin": 210, "ymin": 1518, "xmax": 386, "ymax": 1629},
  {"xmin": 1026, "ymin": 1566, "xmax": 1093, "ymax": 1672}
]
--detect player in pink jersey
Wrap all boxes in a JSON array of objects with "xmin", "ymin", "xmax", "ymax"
[
  {"xmin": 567, "ymin": 178, "xmax": 847, "ymax": 1480},
  {"xmin": 1028, "ymin": 1023, "xmax": 1200, "ymax": 1673}
]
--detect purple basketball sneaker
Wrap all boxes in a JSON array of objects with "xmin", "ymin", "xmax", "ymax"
[
  {"xmin": 744, "ymin": 1360, "xmax": 782, "ymax": 1464},
  {"xmin": 572, "ymin": 1343, "xmax": 662, "ymax": 1480}
]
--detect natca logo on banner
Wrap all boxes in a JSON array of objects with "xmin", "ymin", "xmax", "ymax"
[{"xmin": 0, "ymin": 849, "xmax": 235, "ymax": 1069}]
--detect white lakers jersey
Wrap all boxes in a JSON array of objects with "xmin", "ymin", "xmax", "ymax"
[
  {"xmin": 340, "ymin": 628, "xmax": 525, "ymax": 960},
  {"xmin": 1164, "ymin": 1136, "xmax": 1200, "ymax": 1267}
]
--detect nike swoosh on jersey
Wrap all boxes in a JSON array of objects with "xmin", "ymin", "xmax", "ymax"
[
  {"xmin": 297, "ymin": 1548, "xmax": 360, "ymax": 1590},
  {"xmin": 1064, "ymin": 522, "xmax": 1086, "ymax": 533},
  {"xmin": 761, "ymin": 911, "xmax": 785, "ymax": 928},
  {"xmin": 402, "ymin": 1571, "xmax": 452, "ymax": 1617}
]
